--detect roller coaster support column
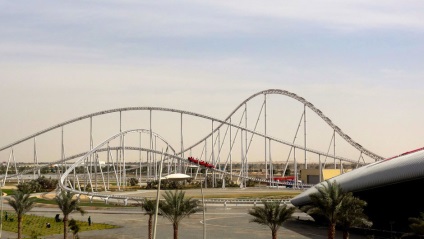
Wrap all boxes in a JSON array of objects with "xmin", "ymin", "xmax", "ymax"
[
  {"xmin": 294, "ymin": 147, "xmax": 298, "ymax": 189},
  {"xmin": 211, "ymin": 121, "xmax": 215, "ymax": 188},
  {"xmin": 304, "ymin": 104, "xmax": 307, "ymax": 169},
  {"xmin": 264, "ymin": 95, "xmax": 268, "ymax": 185}
]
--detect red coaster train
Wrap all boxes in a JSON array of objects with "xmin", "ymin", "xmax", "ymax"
[{"xmin": 187, "ymin": 156, "xmax": 215, "ymax": 169}]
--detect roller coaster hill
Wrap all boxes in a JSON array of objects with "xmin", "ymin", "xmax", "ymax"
[{"xmin": 1, "ymin": 89, "xmax": 421, "ymax": 234}]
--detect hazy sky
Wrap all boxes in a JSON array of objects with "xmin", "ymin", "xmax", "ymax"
[{"xmin": 1, "ymin": 1, "xmax": 423, "ymax": 160}]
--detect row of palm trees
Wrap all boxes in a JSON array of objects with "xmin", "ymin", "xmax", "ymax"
[
  {"xmin": 7, "ymin": 188, "xmax": 201, "ymax": 239},
  {"xmin": 301, "ymin": 180, "xmax": 424, "ymax": 239},
  {"xmin": 248, "ymin": 180, "xmax": 423, "ymax": 239},
  {"xmin": 246, "ymin": 180, "xmax": 371, "ymax": 239},
  {"xmin": 0, "ymin": 182, "xmax": 390, "ymax": 239},
  {"xmin": 6, "ymin": 180, "xmax": 424, "ymax": 239},
  {"xmin": 6, "ymin": 189, "xmax": 85, "ymax": 239},
  {"xmin": 300, "ymin": 180, "xmax": 372, "ymax": 239},
  {"xmin": 139, "ymin": 180, "xmax": 368, "ymax": 239}
]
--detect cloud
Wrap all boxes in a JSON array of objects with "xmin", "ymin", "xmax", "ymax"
[
  {"xmin": 2, "ymin": 0, "xmax": 424, "ymax": 46},
  {"xmin": 198, "ymin": 0, "xmax": 424, "ymax": 32}
]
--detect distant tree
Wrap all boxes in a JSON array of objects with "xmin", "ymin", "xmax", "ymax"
[
  {"xmin": 55, "ymin": 191, "xmax": 86, "ymax": 239},
  {"xmin": 337, "ymin": 194, "xmax": 372, "ymax": 239},
  {"xmin": 84, "ymin": 183, "xmax": 92, "ymax": 192},
  {"xmin": 245, "ymin": 179, "xmax": 256, "ymax": 187},
  {"xmin": 248, "ymin": 200, "xmax": 295, "ymax": 239},
  {"xmin": 6, "ymin": 191, "xmax": 36, "ymax": 239},
  {"xmin": 214, "ymin": 175, "xmax": 238, "ymax": 188},
  {"xmin": 159, "ymin": 190, "xmax": 202, "ymax": 239},
  {"xmin": 36, "ymin": 176, "xmax": 58, "ymax": 190},
  {"xmin": 17, "ymin": 176, "xmax": 57, "ymax": 193},
  {"xmin": 284, "ymin": 168, "xmax": 291, "ymax": 176},
  {"xmin": 17, "ymin": 182, "xmax": 36, "ymax": 194},
  {"xmin": 301, "ymin": 180, "xmax": 347, "ymax": 239},
  {"xmin": 128, "ymin": 178, "xmax": 139, "ymax": 186},
  {"xmin": 146, "ymin": 180, "xmax": 180, "ymax": 190},
  {"xmin": 141, "ymin": 198, "xmax": 157, "ymax": 239}
]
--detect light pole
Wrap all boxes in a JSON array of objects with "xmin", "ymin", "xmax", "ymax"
[
  {"xmin": 200, "ymin": 172, "xmax": 206, "ymax": 239},
  {"xmin": 152, "ymin": 153, "xmax": 190, "ymax": 239},
  {"xmin": 195, "ymin": 161, "xmax": 207, "ymax": 239},
  {"xmin": 0, "ymin": 185, "xmax": 3, "ymax": 239}
]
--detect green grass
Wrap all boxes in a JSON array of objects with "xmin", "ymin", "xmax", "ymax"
[
  {"xmin": 1, "ymin": 188, "xmax": 16, "ymax": 195},
  {"xmin": 1, "ymin": 188, "xmax": 135, "ymax": 208},
  {"xmin": 33, "ymin": 197, "xmax": 136, "ymax": 208},
  {"xmin": 2, "ymin": 212, "xmax": 120, "ymax": 237},
  {"xmin": 193, "ymin": 191, "xmax": 301, "ymax": 200}
]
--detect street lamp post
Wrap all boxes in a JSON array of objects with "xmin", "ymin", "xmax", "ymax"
[
  {"xmin": 152, "ymin": 153, "xmax": 191, "ymax": 239},
  {"xmin": 200, "ymin": 173, "xmax": 206, "ymax": 239},
  {"xmin": 0, "ymin": 185, "xmax": 3, "ymax": 238},
  {"xmin": 196, "ymin": 162, "xmax": 207, "ymax": 239},
  {"xmin": 152, "ymin": 154, "xmax": 164, "ymax": 239}
]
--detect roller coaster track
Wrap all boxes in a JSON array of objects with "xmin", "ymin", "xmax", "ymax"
[
  {"xmin": 56, "ymin": 129, "xmax": 310, "ymax": 203},
  {"xmin": 0, "ymin": 89, "xmax": 383, "ymax": 161},
  {"xmin": 0, "ymin": 89, "xmax": 385, "ymax": 202},
  {"xmin": 253, "ymin": 89, "xmax": 383, "ymax": 161}
]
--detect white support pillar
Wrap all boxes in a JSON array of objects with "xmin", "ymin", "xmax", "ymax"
[
  {"xmin": 264, "ymin": 94, "xmax": 268, "ymax": 182},
  {"xmin": 304, "ymin": 104, "xmax": 307, "ymax": 169}
]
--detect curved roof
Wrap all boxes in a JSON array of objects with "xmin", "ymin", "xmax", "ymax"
[{"xmin": 291, "ymin": 147, "xmax": 424, "ymax": 206}]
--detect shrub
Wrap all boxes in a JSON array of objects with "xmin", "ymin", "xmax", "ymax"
[{"xmin": 128, "ymin": 178, "xmax": 139, "ymax": 186}]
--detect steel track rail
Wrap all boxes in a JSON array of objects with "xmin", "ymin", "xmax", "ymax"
[
  {"xmin": 56, "ymin": 130, "xmax": 314, "ymax": 203},
  {"xmin": 181, "ymin": 89, "xmax": 384, "ymax": 161},
  {"xmin": 0, "ymin": 89, "xmax": 379, "ymax": 163}
]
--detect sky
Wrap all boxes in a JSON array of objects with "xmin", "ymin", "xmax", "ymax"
[{"xmin": 1, "ymin": 1, "xmax": 424, "ymax": 162}]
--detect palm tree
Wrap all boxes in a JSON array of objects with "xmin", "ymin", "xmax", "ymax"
[
  {"xmin": 159, "ymin": 190, "xmax": 202, "ymax": 239},
  {"xmin": 301, "ymin": 180, "xmax": 347, "ymax": 239},
  {"xmin": 55, "ymin": 190, "xmax": 86, "ymax": 239},
  {"xmin": 248, "ymin": 200, "xmax": 296, "ymax": 239},
  {"xmin": 141, "ymin": 198, "xmax": 157, "ymax": 239},
  {"xmin": 6, "ymin": 190, "xmax": 36, "ymax": 239},
  {"xmin": 402, "ymin": 212, "xmax": 424, "ymax": 238},
  {"xmin": 337, "ymin": 194, "xmax": 372, "ymax": 239}
]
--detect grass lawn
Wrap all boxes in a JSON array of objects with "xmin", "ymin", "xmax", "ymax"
[
  {"xmin": 33, "ymin": 197, "xmax": 134, "ymax": 208},
  {"xmin": 199, "ymin": 191, "xmax": 300, "ymax": 199},
  {"xmin": 2, "ymin": 212, "xmax": 120, "ymax": 237},
  {"xmin": 1, "ymin": 188, "xmax": 16, "ymax": 195}
]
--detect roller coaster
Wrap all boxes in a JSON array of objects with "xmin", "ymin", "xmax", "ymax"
[{"xmin": 0, "ymin": 89, "xmax": 385, "ymax": 204}]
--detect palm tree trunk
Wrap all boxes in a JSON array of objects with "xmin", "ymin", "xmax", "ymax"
[
  {"xmin": 148, "ymin": 215, "xmax": 152, "ymax": 239},
  {"xmin": 63, "ymin": 215, "xmax": 68, "ymax": 239},
  {"xmin": 272, "ymin": 229, "xmax": 277, "ymax": 239},
  {"xmin": 328, "ymin": 222, "xmax": 336, "ymax": 239},
  {"xmin": 17, "ymin": 215, "xmax": 22, "ymax": 239},
  {"xmin": 343, "ymin": 230, "xmax": 349, "ymax": 239},
  {"xmin": 173, "ymin": 222, "xmax": 178, "ymax": 239}
]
